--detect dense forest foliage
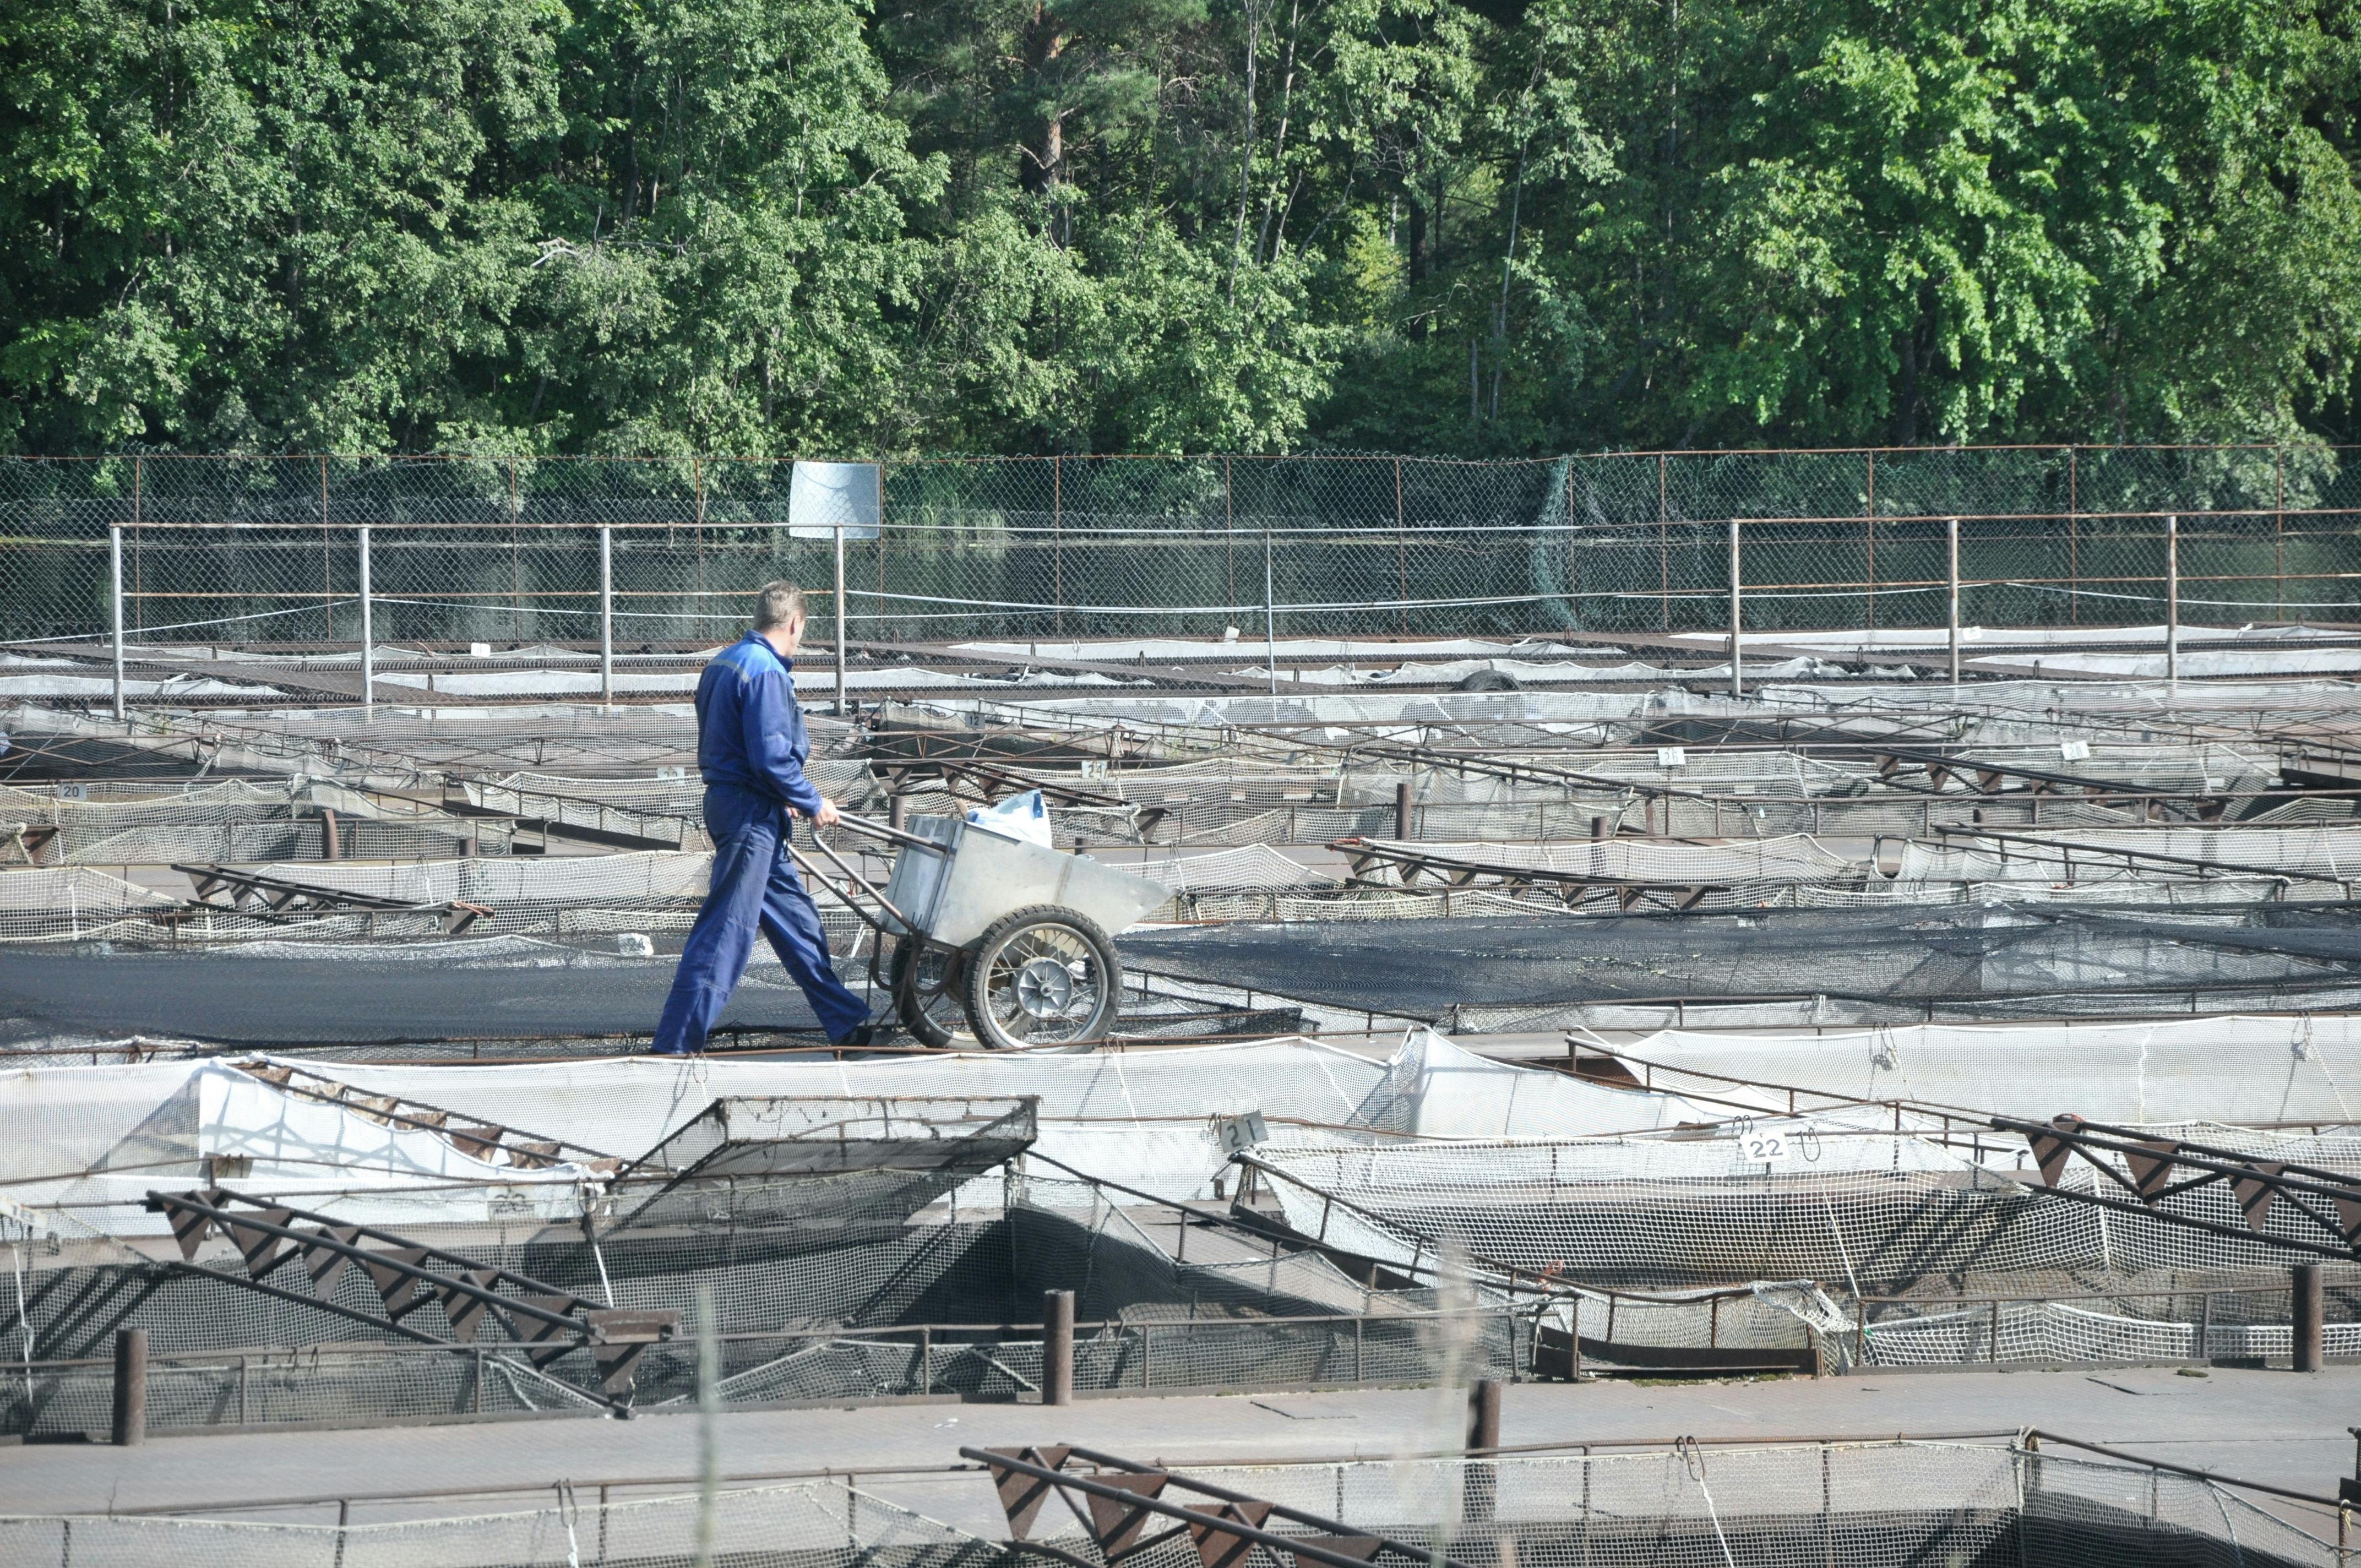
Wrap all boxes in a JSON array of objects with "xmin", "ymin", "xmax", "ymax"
[{"xmin": 4, "ymin": 0, "xmax": 2359, "ymax": 458}]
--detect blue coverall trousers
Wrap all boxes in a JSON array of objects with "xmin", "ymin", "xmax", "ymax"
[{"xmin": 651, "ymin": 783, "xmax": 871, "ymax": 1054}]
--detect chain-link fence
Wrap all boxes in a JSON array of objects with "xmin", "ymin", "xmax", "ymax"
[
  {"xmin": 0, "ymin": 1309, "xmax": 1532, "ymax": 1439},
  {"xmin": 0, "ymin": 1447, "xmax": 2345, "ymax": 1568},
  {"xmin": 3, "ymin": 448, "xmax": 2358, "ymax": 649}
]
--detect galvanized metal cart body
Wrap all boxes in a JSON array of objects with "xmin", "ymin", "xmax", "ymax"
[{"xmin": 802, "ymin": 811, "xmax": 1169, "ymax": 1050}]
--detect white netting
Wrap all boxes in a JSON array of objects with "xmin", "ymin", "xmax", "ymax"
[
  {"xmin": 1348, "ymin": 835, "xmax": 1862, "ymax": 883},
  {"xmin": 0, "ymin": 867, "xmax": 182, "ymax": 940},
  {"xmin": 1141, "ymin": 846, "xmax": 1339, "ymax": 891},
  {"xmin": 1598, "ymin": 1014, "xmax": 2361, "ymax": 1124},
  {"xmin": 1862, "ymin": 1294, "xmax": 2361, "ymax": 1366},
  {"xmin": 1793, "ymin": 876, "xmax": 2308, "ymax": 908},
  {"xmin": 0, "ymin": 778, "xmax": 302, "ymax": 830},
  {"xmin": 243, "ymin": 851, "xmax": 713, "ymax": 906},
  {"xmin": 0, "ymin": 1479, "xmax": 997, "ymax": 1568},
  {"xmin": 1247, "ymin": 1119, "xmax": 2361, "ymax": 1294},
  {"xmin": 0, "ymin": 1032, "xmax": 1706, "ymax": 1238},
  {"xmin": 1939, "ymin": 743, "xmax": 2282, "ymax": 793},
  {"xmin": 1897, "ymin": 826, "xmax": 2361, "ymax": 884},
  {"xmin": 1011, "ymin": 1445, "xmax": 2339, "ymax": 1568}
]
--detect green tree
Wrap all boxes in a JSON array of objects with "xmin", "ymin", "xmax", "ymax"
[{"xmin": 4, "ymin": 0, "xmax": 2357, "ymax": 455}]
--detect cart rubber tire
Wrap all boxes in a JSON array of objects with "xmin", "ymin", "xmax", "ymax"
[
  {"xmin": 889, "ymin": 938, "xmax": 973, "ymax": 1050},
  {"xmin": 960, "ymin": 905, "xmax": 1120, "ymax": 1050}
]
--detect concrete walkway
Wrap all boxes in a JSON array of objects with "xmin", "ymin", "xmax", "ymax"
[{"xmin": 4, "ymin": 1367, "xmax": 2353, "ymax": 1534}]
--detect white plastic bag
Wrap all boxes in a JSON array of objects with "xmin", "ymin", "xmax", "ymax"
[{"xmin": 965, "ymin": 788, "xmax": 1054, "ymax": 849}]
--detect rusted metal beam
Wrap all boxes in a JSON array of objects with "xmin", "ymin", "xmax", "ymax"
[
  {"xmin": 142, "ymin": 1188, "xmax": 676, "ymax": 1402},
  {"xmin": 970, "ymin": 1444, "xmax": 1475, "ymax": 1568},
  {"xmin": 1996, "ymin": 1113, "xmax": 2361, "ymax": 1261}
]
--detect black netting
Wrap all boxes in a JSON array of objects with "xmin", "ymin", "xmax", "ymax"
[{"xmin": 1121, "ymin": 902, "xmax": 2361, "ymax": 1020}]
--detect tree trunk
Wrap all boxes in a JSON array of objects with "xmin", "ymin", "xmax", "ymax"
[{"xmin": 1020, "ymin": 8, "xmax": 1069, "ymax": 197}]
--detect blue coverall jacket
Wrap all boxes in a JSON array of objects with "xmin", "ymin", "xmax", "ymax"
[{"xmin": 650, "ymin": 633, "xmax": 870, "ymax": 1053}]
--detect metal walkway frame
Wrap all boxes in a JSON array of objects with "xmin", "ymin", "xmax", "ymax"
[{"xmin": 143, "ymin": 1187, "xmax": 677, "ymax": 1406}]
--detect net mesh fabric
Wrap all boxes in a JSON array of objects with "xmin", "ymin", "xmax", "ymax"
[
  {"xmin": 1595, "ymin": 1014, "xmax": 2361, "ymax": 1124},
  {"xmin": 1898, "ymin": 827, "xmax": 2361, "ymax": 883},
  {"xmin": 1019, "ymin": 1446, "xmax": 2339, "ymax": 1568},
  {"xmin": 1119, "ymin": 903, "xmax": 2361, "ymax": 1029},
  {"xmin": 1248, "ymin": 1121, "xmax": 2361, "ymax": 1296},
  {"xmin": 0, "ymin": 868, "xmax": 182, "ymax": 940},
  {"xmin": 0, "ymin": 1447, "xmax": 2341, "ymax": 1568},
  {"xmin": 0, "ymin": 1033, "xmax": 1701, "ymax": 1430},
  {"xmin": 1345, "ymin": 835, "xmax": 1862, "ymax": 883},
  {"xmin": 0, "ymin": 778, "xmax": 304, "ymax": 831},
  {"xmin": 0, "ymin": 1478, "xmax": 1002, "ymax": 1568}
]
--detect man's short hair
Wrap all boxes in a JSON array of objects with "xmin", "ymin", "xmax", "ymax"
[{"xmin": 754, "ymin": 581, "xmax": 807, "ymax": 630}]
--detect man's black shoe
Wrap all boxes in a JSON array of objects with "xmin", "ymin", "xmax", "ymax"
[{"xmin": 836, "ymin": 1021, "xmax": 893, "ymax": 1048}]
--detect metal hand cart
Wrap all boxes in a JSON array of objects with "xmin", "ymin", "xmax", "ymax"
[{"xmin": 791, "ymin": 811, "xmax": 1171, "ymax": 1051}]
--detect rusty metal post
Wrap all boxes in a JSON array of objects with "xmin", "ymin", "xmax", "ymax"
[
  {"xmin": 1727, "ymin": 519, "xmax": 1743, "ymax": 699},
  {"xmin": 322, "ymin": 809, "xmax": 341, "ymax": 862},
  {"xmin": 1042, "ymin": 1289, "xmax": 1074, "ymax": 1406},
  {"xmin": 1396, "ymin": 780, "xmax": 1414, "ymax": 841},
  {"xmin": 888, "ymin": 792, "xmax": 907, "ymax": 834},
  {"xmin": 1464, "ymin": 1376, "xmax": 1503, "ymax": 1523},
  {"xmin": 112, "ymin": 1327, "xmax": 146, "ymax": 1446},
  {"xmin": 1466, "ymin": 1378, "xmax": 1502, "ymax": 1452},
  {"xmin": 2294, "ymin": 1264, "xmax": 2325, "ymax": 1372}
]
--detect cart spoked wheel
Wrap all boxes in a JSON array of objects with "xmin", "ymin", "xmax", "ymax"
[
  {"xmin": 960, "ymin": 904, "xmax": 1119, "ymax": 1050},
  {"xmin": 888, "ymin": 937, "xmax": 975, "ymax": 1050}
]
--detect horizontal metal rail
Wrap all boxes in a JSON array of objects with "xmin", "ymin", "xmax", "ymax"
[{"xmin": 1931, "ymin": 824, "xmax": 2351, "ymax": 885}]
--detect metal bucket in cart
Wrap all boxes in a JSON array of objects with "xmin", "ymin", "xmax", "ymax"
[{"xmin": 793, "ymin": 810, "xmax": 1171, "ymax": 1050}]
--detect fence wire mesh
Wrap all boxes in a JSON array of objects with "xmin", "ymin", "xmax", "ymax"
[
  {"xmin": 5, "ymin": 449, "xmax": 2358, "ymax": 646},
  {"xmin": 0, "ymin": 1477, "xmax": 1004, "ymax": 1568},
  {"xmin": 0, "ymin": 1444, "xmax": 2338, "ymax": 1568}
]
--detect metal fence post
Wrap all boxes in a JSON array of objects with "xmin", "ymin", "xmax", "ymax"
[
  {"xmin": 356, "ymin": 525, "xmax": 374, "ymax": 712},
  {"xmin": 1264, "ymin": 529, "xmax": 1279, "ymax": 698},
  {"xmin": 111, "ymin": 1327, "xmax": 145, "ymax": 1445},
  {"xmin": 1727, "ymin": 519, "xmax": 1742, "ymax": 699},
  {"xmin": 834, "ymin": 522, "xmax": 848, "ymax": 715},
  {"xmin": 1395, "ymin": 455, "xmax": 1407, "ymax": 635},
  {"xmin": 1467, "ymin": 1378, "xmax": 1502, "ymax": 1452},
  {"xmin": 108, "ymin": 525, "xmax": 126, "ymax": 721},
  {"xmin": 1947, "ymin": 516, "xmax": 1961, "ymax": 687},
  {"xmin": 2294, "ymin": 1264, "xmax": 2325, "ymax": 1372},
  {"xmin": 2164, "ymin": 513, "xmax": 2179, "ymax": 690},
  {"xmin": 598, "ymin": 525, "xmax": 614, "ymax": 712},
  {"xmin": 1042, "ymin": 1289, "xmax": 1074, "ymax": 1406}
]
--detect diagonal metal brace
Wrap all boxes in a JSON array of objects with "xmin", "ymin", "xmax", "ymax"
[
  {"xmin": 969, "ymin": 1445, "xmax": 1477, "ymax": 1568},
  {"xmin": 1996, "ymin": 1113, "xmax": 2361, "ymax": 1260},
  {"xmin": 144, "ymin": 1187, "xmax": 678, "ymax": 1401}
]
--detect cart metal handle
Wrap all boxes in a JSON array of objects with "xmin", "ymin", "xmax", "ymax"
[
  {"xmin": 787, "ymin": 830, "xmax": 917, "ymax": 940},
  {"xmin": 823, "ymin": 810, "xmax": 940, "ymax": 853}
]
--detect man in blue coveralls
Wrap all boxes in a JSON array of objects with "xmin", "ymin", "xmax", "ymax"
[{"xmin": 651, "ymin": 581, "xmax": 883, "ymax": 1054}]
